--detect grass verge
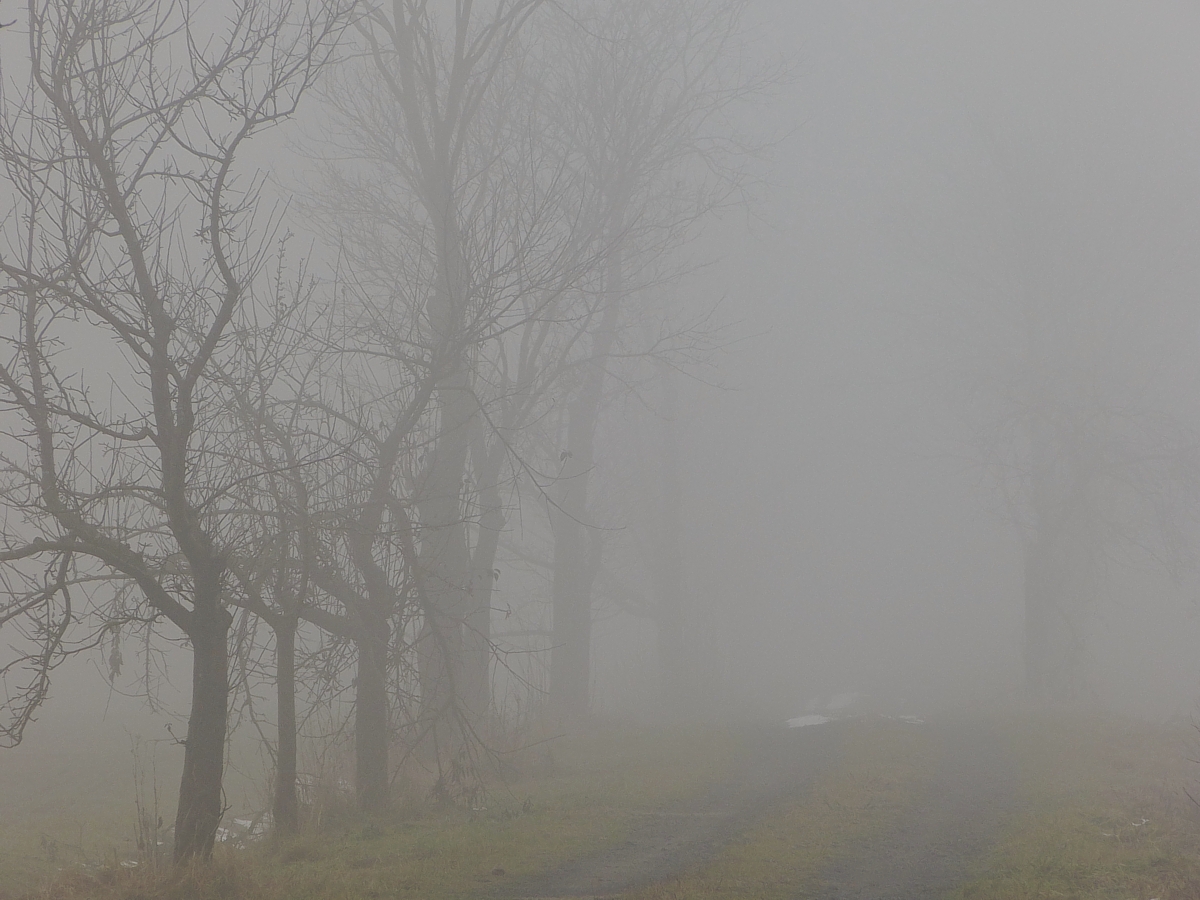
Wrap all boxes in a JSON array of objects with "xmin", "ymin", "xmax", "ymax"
[
  {"xmin": 628, "ymin": 719, "xmax": 939, "ymax": 900},
  {"xmin": 14, "ymin": 720, "xmax": 753, "ymax": 900},
  {"xmin": 951, "ymin": 714, "xmax": 1200, "ymax": 900},
  {"xmin": 14, "ymin": 712, "xmax": 1200, "ymax": 900}
]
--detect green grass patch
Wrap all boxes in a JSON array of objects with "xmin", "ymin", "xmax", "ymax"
[
  {"xmin": 12, "ymin": 719, "xmax": 753, "ymax": 900},
  {"xmin": 629, "ymin": 719, "xmax": 940, "ymax": 900},
  {"xmin": 14, "ymin": 713, "xmax": 1200, "ymax": 900},
  {"xmin": 952, "ymin": 714, "xmax": 1200, "ymax": 900},
  {"xmin": 0, "ymin": 743, "xmax": 173, "ymax": 896}
]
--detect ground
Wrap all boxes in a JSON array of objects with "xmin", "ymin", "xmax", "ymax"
[
  {"xmin": 815, "ymin": 719, "xmax": 1016, "ymax": 900},
  {"xmin": 495, "ymin": 722, "xmax": 845, "ymax": 898},
  {"xmin": 4, "ymin": 712, "xmax": 1200, "ymax": 899}
]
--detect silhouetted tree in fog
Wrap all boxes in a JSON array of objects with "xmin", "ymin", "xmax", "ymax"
[
  {"xmin": 0, "ymin": 0, "xmax": 351, "ymax": 859},
  {"xmin": 927, "ymin": 139, "xmax": 1200, "ymax": 702},
  {"xmin": 220, "ymin": 272, "xmax": 339, "ymax": 833},
  {"xmin": 541, "ymin": 0, "xmax": 767, "ymax": 721},
  {"xmin": 310, "ymin": 0, "xmax": 610, "ymax": 768}
]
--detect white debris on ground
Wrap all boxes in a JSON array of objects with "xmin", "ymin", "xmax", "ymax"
[
  {"xmin": 787, "ymin": 714, "xmax": 832, "ymax": 728},
  {"xmin": 215, "ymin": 813, "xmax": 272, "ymax": 848},
  {"xmin": 785, "ymin": 690, "xmax": 927, "ymax": 728}
]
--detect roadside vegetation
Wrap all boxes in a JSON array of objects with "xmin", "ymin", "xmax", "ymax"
[
  {"xmin": 952, "ymin": 715, "xmax": 1200, "ymax": 900},
  {"xmin": 629, "ymin": 719, "xmax": 939, "ymax": 900},
  {"xmin": 6, "ymin": 713, "xmax": 1200, "ymax": 899},
  {"xmin": 3, "ymin": 721, "xmax": 752, "ymax": 899},
  {"xmin": 11, "ymin": 715, "xmax": 1200, "ymax": 897}
]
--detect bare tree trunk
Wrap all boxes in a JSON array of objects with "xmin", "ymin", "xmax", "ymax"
[
  {"xmin": 174, "ymin": 579, "xmax": 232, "ymax": 862},
  {"xmin": 463, "ymin": 500, "xmax": 504, "ymax": 724},
  {"xmin": 415, "ymin": 180, "xmax": 476, "ymax": 742},
  {"xmin": 1022, "ymin": 539, "xmax": 1053, "ymax": 702},
  {"xmin": 273, "ymin": 619, "xmax": 299, "ymax": 834},
  {"xmin": 548, "ymin": 247, "xmax": 624, "ymax": 722},
  {"xmin": 653, "ymin": 366, "xmax": 687, "ymax": 712},
  {"xmin": 355, "ymin": 617, "xmax": 391, "ymax": 812},
  {"xmin": 549, "ymin": 465, "xmax": 594, "ymax": 721},
  {"xmin": 1023, "ymin": 521, "xmax": 1090, "ymax": 704},
  {"xmin": 415, "ymin": 381, "xmax": 474, "ymax": 745}
]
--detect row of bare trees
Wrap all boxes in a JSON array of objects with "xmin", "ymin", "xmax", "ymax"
[{"xmin": 0, "ymin": 0, "xmax": 762, "ymax": 862}]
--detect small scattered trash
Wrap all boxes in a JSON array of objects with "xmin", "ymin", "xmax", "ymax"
[
  {"xmin": 119, "ymin": 859, "xmax": 138, "ymax": 869},
  {"xmin": 216, "ymin": 813, "xmax": 272, "ymax": 848},
  {"xmin": 787, "ymin": 714, "xmax": 832, "ymax": 728},
  {"xmin": 786, "ymin": 710, "xmax": 925, "ymax": 728},
  {"xmin": 1133, "ymin": 818, "xmax": 1149, "ymax": 827}
]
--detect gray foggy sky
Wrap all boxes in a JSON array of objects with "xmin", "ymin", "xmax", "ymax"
[{"xmin": 676, "ymin": 1, "xmax": 1200, "ymax": 718}]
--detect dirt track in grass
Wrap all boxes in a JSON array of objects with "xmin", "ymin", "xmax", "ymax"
[
  {"xmin": 492, "ymin": 723, "xmax": 846, "ymax": 899},
  {"xmin": 492, "ymin": 718, "xmax": 1017, "ymax": 900},
  {"xmin": 813, "ymin": 719, "xmax": 1018, "ymax": 900}
]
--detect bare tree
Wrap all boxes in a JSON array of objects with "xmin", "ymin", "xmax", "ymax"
[
  {"xmin": 0, "ymin": 548, "xmax": 75, "ymax": 748},
  {"xmin": 973, "ymin": 301, "xmax": 1199, "ymax": 701},
  {"xmin": 310, "ymin": 0, "xmax": 609, "ymax": 757},
  {"xmin": 218, "ymin": 268, "xmax": 337, "ymax": 833},
  {"xmin": 921, "ymin": 133, "xmax": 1200, "ymax": 702},
  {"xmin": 0, "ymin": 0, "xmax": 351, "ymax": 860},
  {"xmin": 540, "ymin": 0, "xmax": 767, "ymax": 721}
]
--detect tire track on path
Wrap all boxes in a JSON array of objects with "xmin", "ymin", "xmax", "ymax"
[
  {"xmin": 494, "ymin": 724, "xmax": 846, "ymax": 899},
  {"xmin": 811, "ymin": 719, "xmax": 1017, "ymax": 900}
]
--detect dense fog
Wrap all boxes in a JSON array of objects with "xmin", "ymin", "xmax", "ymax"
[
  {"xmin": 679, "ymin": 1, "xmax": 1200, "ymax": 720},
  {"xmin": 4, "ymin": 0, "xmax": 1200, "ymax": 859}
]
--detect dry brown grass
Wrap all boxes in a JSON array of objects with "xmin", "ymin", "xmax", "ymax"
[
  {"xmin": 12, "ymin": 719, "xmax": 753, "ymax": 900},
  {"xmin": 952, "ymin": 713, "xmax": 1200, "ymax": 900},
  {"xmin": 628, "ymin": 719, "xmax": 939, "ymax": 900},
  {"xmin": 13, "ymin": 712, "xmax": 1200, "ymax": 900}
]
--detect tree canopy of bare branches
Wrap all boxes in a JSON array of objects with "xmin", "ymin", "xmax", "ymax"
[{"xmin": 0, "ymin": 0, "xmax": 352, "ymax": 860}]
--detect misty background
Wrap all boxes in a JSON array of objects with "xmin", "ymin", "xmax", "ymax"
[
  {"xmin": 7, "ymin": 0, "xmax": 1200, "ymax": 781},
  {"xmin": 622, "ymin": 0, "xmax": 1200, "ymax": 721}
]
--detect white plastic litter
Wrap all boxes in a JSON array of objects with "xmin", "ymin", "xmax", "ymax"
[
  {"xmin": 216, "ymin": 813, "xmax": 272, "ymax": 848},
  {"xmin": 786, "ymin": 714, "xmax": 832, "ymax": 728}
]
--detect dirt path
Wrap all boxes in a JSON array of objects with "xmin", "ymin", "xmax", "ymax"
[
  {"xmin": 493, "ymin": 724, "xmax": 846, "ymax": 899},
  {"xmin": 494, "ymin": 718, "xmax": 1017, "ymax": 900},
  {"xmin": 814, "ymin": 719, "xmax": 1018, "ymax": 900}
]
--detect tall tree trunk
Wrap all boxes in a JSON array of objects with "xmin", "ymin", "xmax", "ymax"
[
  {"xmin": 652, "ymin": 366, "xmax": 686, "ymax": 712},
  {"xmin": 173, "ymin": 579, "xmax": 231, "ymax": 862},
  {"xmin": 1023, "ymin": 522, "xmax": 1089, "ymax": 703},
  {"xmin": 463, "ymin": 500, "xmax": 503, "ymax": 724},
  {"xmin": 548, "ymin": 244, "xmax": 624, "ymax": 723},
  {"xmin": 355, "ymin": 619, "xmax": 390, "ymax": 811},
  {"xmin": 461, "ymin": 432, "xmax": 508, "ymax": 725},
  {"xmin": 548, "ymin": 437, "xmax": 594, "ymax": 722},
  {"xmin": 415, "ymin": 379, "xmax": 474, "ymax": 745},
  {"xmin": 1022, "ymin": 537, "xmax": 1054, "ymax": 702},
  {"xmin": 415, "ymin": 183, "xmax": 475, "ymax": 745},
  {"xmin": 273, "ymin": 619, "xmax": 299, "ymax": 834}
]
